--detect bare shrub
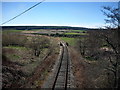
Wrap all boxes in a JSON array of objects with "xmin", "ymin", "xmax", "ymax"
[{"xmin": 26, "ymin": 36, "xmax": 51, "ymax": 57}]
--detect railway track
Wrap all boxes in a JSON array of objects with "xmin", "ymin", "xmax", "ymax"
[
  {"xmin": 42, "ymin": 42, "xmax": 74, "ymax": 89},
  {"xmin": 52, "ymin": 43, "xmax": 69, "ymax": 89}
]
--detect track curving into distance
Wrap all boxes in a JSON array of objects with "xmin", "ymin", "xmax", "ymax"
[
  {"xmin": 52, "ymin": 42, "xmax": 69, "ymax": 90},
  {"xmin": 42, "ymin": 42, "xmax": 74, "ymax": 89}
]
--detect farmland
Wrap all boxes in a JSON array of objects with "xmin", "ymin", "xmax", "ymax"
[
  {"xmin": 2, "ymin": 26, "xmax": 120, "ymax": 88},
  {"xmin": 2, "ymin": 26, "xmax": 87, "ymax": 88},
  {"xmin": 2, "ymin": 1, "xmax": 120, "ymax": 88},
  {"xmin": 2, "ymin": 29, "xmax": 60, "ymax": 88}
]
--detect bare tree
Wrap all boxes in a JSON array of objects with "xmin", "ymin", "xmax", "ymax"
[
  {"xmin": 77, "ymin": 38, "xmax": 87, "ymax": 56},
  {"xmin": 101, "ymin": 6, "xmax": 119, "ymax": 29},
  {"xmin": 27, "ymin": 36, "xmax": 50, "ymax": 57},
  {"xmin": 76, "ymin": 4, "xmax": 119, "ymax": 88},
  {"xmin": 101, "ymin": 6, "xmax": 120, "ymax": 88}
]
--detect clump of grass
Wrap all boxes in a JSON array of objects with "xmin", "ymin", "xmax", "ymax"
[
  {"xmin": 11, "ymin": 54, "xmax": 21, "ymax": 59},
  {"xmin": 6, "ymin": 54, "xmax": 21, "ymax": 61}
]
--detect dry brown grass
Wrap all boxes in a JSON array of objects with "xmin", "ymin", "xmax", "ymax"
[
  {"xmin": 2, "ymin": 46, "xmax": 59, "ymax": 88},
  {"xmin": 22, "ymin": 51, "xmax": 59, "ymax": 88},
  {"xmin": 69, "ymin": 47, "xmax": 87, "ymax": 88},
  {"xmin": 69, "ymin": 47, "xmax": 111, "ymax": 88},
  {"xmin": 2, "ymin": 33, "xmax": 60, "ymax": 88}
]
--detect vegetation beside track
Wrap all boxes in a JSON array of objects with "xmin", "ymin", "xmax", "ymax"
[{"xmin": 2, "ymin": 32, "xmax": 59, "ymax": 88}]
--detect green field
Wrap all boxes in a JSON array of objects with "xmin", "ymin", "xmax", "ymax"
[
  {"xmin": 2, "ymin": 30, "xmax": 24, "ymax": 33},
  {"xmin": 70, "ymin": 30, "xmax": 86, "ymax": 32},
  {"xmin": 60, "ymin": 37, "xmax": 77, "ymax": 46},
  {"xmin": 64, "ymin": 32, "xmax": 87, "ymax": 35}
]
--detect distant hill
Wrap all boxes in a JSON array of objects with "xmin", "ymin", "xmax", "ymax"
[{"xmin": 2, "ymin": 26, "xmax": 93, "ymax": 30}]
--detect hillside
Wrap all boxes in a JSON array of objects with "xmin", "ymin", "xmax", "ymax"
[{"xmin": 2, "ymin": 26, "xmax": 90, "ymax": 30}]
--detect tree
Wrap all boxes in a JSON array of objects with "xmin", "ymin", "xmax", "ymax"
[
  {"xmin": 27, "ymin": 36, "xmax": 50, "ymax": 57},
  {"xmin": 78, "ymin": 5, "xmax": 120, "ymax": 88},
  {"xmin": 77, "ymin": 38, "xmax": 87, "ymax": 56},
  {"xmin": 101, "ymin": 6, "xmax": 119, "ymax": 29},
  {"xmin": 101, "ymin": 6, "xmax": 120, "ymax": 88}
]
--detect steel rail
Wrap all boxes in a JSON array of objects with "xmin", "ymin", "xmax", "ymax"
[
  {"xmin": 52, "ymin": 45, "xmax": 64, "ymax": 90},
  {"xmin": 52, "ymin": 43, "xmax": 69, "ymax": 90},
  {"xmin": 65, "ymin": 45, "xmax": 69, "ymax": 90}
]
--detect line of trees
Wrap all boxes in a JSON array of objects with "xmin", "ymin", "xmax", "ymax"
[
  {"xmin": 2, "ymin": 26, "xmax": 89, "ymax": 30},
  {"xmin": 33, "ymin": 33, "xmax": 87, "ymax": 38}
]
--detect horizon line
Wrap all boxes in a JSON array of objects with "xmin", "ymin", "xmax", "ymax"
[{"xmin": 1, "ymin": 24, "xmax": 104, "ymax": 29}]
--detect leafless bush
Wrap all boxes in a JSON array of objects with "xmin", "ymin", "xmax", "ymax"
[
  {"xmin": 77, "ymin": 31, "xmax": 104, "ymax": 60},
  {"xmin": 26, "ymin": 36, "xmax": 51, "ymax": 57}
]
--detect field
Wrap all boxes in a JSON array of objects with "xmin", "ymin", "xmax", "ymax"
[
  {"xmin": 60, "ymin": 37, "xmax": 76, "ymax": 46},
  {"xmin": 70, "ymin": 30, "xmax": 87, "ymax": 32},
  {"xmin": 2, "ymin": 1, "xmax": 119, "ymax": 88},
  {"xmin": 2, "ymin": 26, "xmax": 119, "ymax": 88},
  {"xmin": 64, "ymin": 32, "xmax": 87, "ymax": 35},
  {"xmin": 2, "ymin": 29, "xmax": 24, "ymax": 33},
  {"xmin": 2, "ymin": 31, "xmax": 60, "ymax": 88},
  {"xmin": 2, "ymin": 28, "xmax": 86, "ymax": 87}
]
